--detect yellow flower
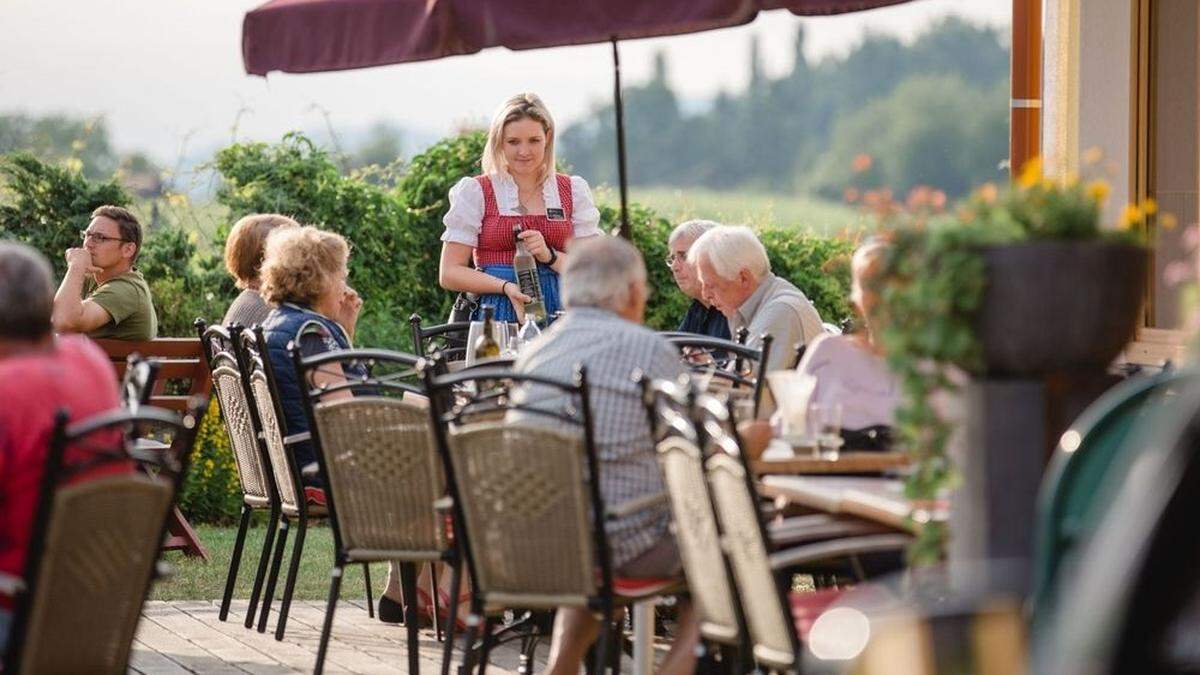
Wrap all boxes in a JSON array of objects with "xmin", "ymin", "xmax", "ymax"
[
  {"xmin": 1086, "ymin": 180, "xmax": 1110, "ymax": 204},
  {"xmin": 1064, "ymin": 172, "xmax": 1080, "ymax": 187},
  {"xmin": 1141, "ymin": 198, "xmax": 1158, "ymax": 216},
  {"xmin": 1119, "ymin": 204, "xmax": 1143, "ymax": 231},
  {"xmin": 976, "ymin": 182, "xmax": 999, "ymax": 204},
  {"xmin": 1082, "ymin": 146, "xmax": 1104, "ymax": 165},
  {"xmin": 1161, "ymin": 212, "xmax": 1179, "ymax": 230},
  {"xmin": 1017, "ymin": 156, "xmax": 1043, "ymax": 189}
]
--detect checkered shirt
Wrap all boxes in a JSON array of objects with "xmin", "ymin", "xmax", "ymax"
[{"xmin": 511, "ymin": 307, "xmax": 686, "ymax": 568}]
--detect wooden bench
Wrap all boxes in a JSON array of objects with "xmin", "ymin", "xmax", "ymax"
[
  {"xmin": 94, "ymin": 338, "xmax": 212, "ymax": 560},
  {"xmin": 1118, "ymin": 328, "xmax": 1190, "ymax": 372}
]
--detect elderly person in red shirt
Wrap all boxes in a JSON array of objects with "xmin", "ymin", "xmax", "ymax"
[{"xmin": 0, "ymin": 242, "xmax": 124, "ymax": 654}]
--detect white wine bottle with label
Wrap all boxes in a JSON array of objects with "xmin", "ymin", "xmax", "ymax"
[{"xmin": 512, "ymin": 225, "xmax": 547, "ymax": 322}]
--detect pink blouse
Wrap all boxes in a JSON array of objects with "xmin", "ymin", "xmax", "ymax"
[{"xmin": 795, "ymin": 333, "xmax": 898, "ymax": 429}]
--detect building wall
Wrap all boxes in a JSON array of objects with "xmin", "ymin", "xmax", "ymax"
[
  {"xmin": 1150, "ymin": 0, "xmax": 1198, "ymax": 327},
  {"xmin": 1079, "ymin": 0, "xmax": 1134, "ymax": 223}
]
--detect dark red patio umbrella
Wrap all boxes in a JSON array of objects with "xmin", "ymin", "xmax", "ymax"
[{"xmin": 243, "ymin": 0, "xmax": 915, "ymax": 236}]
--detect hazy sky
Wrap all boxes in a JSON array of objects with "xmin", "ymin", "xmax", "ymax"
[{"xmin": 1, "ymin": 0, "xmax": 1010, "ymax": 163}]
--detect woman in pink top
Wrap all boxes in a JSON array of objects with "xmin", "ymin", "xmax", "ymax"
[
  {"xmin": 742, "ymin": 240, "xmax": 897, "ymax": 456},
  {"xmin": 795, "ymin": 239, "xmax": 898, "ymax": 430}
]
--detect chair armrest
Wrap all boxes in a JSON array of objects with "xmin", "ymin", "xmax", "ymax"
[
  {"xmin": 283, "ymin": 431, "xmax": 311, "ymax": 446},
  {"xmin": 768, "ymin": 534, "xmax": 912, "ymax": 571},
  {"xmin": 0, "ymin": 571, "xmax": 25, "ymax": 596},
  {"xmin": 606, "ymin": 491, "xmax": 669, "ymax": 520}
]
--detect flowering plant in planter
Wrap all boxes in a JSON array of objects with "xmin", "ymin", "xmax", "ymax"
[{"xmin": 876, "ymin": 156, "xmax": 1156, "ymax": 565}]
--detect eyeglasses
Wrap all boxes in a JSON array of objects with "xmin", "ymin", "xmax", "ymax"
[
  {"xmin": 665, "ymin": 252, "xmax": 689, "ymax": 267},
  {"xmin": 81, "ymin": 230, "xmax": 128, "ymax": 244}
]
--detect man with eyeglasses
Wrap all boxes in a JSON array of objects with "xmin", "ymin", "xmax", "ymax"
[
  {"xmin": 51, "ymin": 205, "xmax": 157, "ymax": 341},
  {"xmin": 666, "ymin": 219, "xmax": 730, "ymax": 340}
]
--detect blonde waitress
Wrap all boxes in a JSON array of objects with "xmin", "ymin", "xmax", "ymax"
[{"xmin": 439, "ymin": 92, "xmax": 601, "ymax": 322}]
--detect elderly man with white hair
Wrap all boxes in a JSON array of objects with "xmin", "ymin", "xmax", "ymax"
[
  {"xmin": 514, "ymin": 235, "xmax": 700, "ymax": 675},
  {"xmin": 667, "ymin": 219, "xmax": 731, "ymax": 339},
  {"xmin": 688, "ymin": 224, "xmax": 824, "ymax": 371}
]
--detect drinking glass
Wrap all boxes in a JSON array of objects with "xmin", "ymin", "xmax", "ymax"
[
  {"xmin": 498, "ymin": 322, "xmax": 520, "ymax": 356},
  {"xmin": 809, "ymin": 402, "xmax": 844, "ymax": 461},
  {"xmin": 766, "ymin": 371, "xmax": 817, "ymax": 445},
  {"xmin": 731, "ymin": 395, "xmax": 757, "ymax": 424}
]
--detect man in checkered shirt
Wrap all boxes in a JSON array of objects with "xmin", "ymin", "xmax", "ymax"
[{"xmin": 513, "ymin": 235, "xmax": 699, "ymax": 675}]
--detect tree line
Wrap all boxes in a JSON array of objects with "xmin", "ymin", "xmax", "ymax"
[{"xmin": 558, "ymin": 16, "xmax": 1010, "ymax": 200}]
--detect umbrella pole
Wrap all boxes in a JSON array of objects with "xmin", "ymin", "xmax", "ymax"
[{"xmin": 611, "ymin": 37, "xmax": 631, "ymax": 239}]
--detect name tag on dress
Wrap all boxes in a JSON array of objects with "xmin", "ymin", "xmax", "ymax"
[{"xmin": 546, "ymin": 207, "xmax": 566, "ymax": 221}]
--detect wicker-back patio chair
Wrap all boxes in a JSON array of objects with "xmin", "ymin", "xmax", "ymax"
[
  {"xmin": 293, "ymin": 346, "xmax": 457, "ymax": 675},
  {"xmin": 703, "ymin": 397, "xmax": 911, "ymax": 673},
  {"xmin": 235, "ymin": 325, "xmax": 373, "ymax": 641},
  {"xmin": 639, "ymin": 375, "xmax": 749, "ymax": 672},
  {"xmin": 425, "ymin": 363, "xmax": 675, "ymax": 675},
  {"xmin": 195, "ymin": 320, "xmax": 281, "ymax": 627},
  {"xmin": 2, "ymin": 400, "xmax": 206, "ymax": 674}
]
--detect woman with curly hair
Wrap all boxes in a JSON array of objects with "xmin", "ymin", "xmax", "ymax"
[{"xmin": 259, "ymin": 225, "xmax": 363, "ymax": 497}]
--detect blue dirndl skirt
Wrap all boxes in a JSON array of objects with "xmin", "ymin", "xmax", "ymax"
[{"xmin": 472, "ymin": 264, "xmax": 562, "ymax": 323}]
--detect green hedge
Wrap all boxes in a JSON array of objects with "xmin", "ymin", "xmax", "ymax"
[{"xmin": 214, "ymin": 132, "xmax": 415, "ymax": 350}]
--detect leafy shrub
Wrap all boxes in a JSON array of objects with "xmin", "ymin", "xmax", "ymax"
[
  {"xmin": 758, "ymin": 226, "xmax": 855, "ymax": 326},
  {"xmin": 213, "ymin": 132, "xmax": 412, "ymax": 349},
  {"xmin": 138, "ymin": 225, "xmax": 231, "ymax": 337},
  {"xmin": 178, "ymin": 400, "xmax": 242, "ymax": 524},
  {"xmin": 393, "ymin": 131, "xmax": 486, "ymax": 343},
  {"xmin": 623, "ymin": 202, "xmax": 692, "ymax": 330},
  {"xmin": 0, "ymin": 152, "xmax": 130, "ymax": 279}
]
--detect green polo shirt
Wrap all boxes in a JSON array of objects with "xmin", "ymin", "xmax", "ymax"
[{"xmin": 84, "ymin": 270, "xmax": 158, "ymax": 341}]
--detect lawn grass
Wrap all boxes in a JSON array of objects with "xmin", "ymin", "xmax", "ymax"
[
  {"xmin": 151, "ymin": 523, "xmax": 392, "ymax": 602},
  {"xmin": 596, "ymin": 185, "xmax": 869, "ymax": 237},
  {"xmin": 155, "ymin": 524, "xmax": 816, "ymax": 602}
]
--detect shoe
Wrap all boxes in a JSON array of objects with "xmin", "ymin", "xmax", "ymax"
[{"xmin": 379, "ymin": 594, "xmax": 404, "ymax": 624}]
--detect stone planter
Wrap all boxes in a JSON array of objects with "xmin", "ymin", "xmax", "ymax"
[{"xmin": 976, "ymin": 241, "xmax": 1147, "ymax": 377}]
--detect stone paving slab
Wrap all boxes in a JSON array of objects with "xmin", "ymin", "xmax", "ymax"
[{"xmin": 131, "ymin": 600, "xmax": 656, "ymax": 674}]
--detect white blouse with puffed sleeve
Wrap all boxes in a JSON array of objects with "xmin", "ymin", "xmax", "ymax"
[{"xmin": 441, "ymin": 172, "xmax": 602, "ymax": 247}]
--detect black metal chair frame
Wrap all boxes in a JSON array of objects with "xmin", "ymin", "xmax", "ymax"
[
  {"xmin": 423, "ymin": 363, "xmax": 628, "ymax": 675},
  {"xmin": 665, "ymin": 334, "xmax": 773, "ymax": 418},
  {"xmin": 235, "ymin": 325, "xmax": 374, "ymax": 642},
  {"xmin": 195, "ymin": 320, "xmax": 284, "ymax": 629},
  {"xmin": 3, "ymin": 401, "xmax": 205, "ymax": 671},
  {"xmin": 293, "ymin": 346, "xmax": 461, "ymax": 675},
  {"xmin": 410, "ymin": 313, "xmax": 472, "ymax": 363},
  {"xmin": 120, "ymin": 353, "xmax": 161, "ymax": 411}
]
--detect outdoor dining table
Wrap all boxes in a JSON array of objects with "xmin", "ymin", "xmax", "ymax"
[
  {"xmin": 757, "ymin": 475, "xmax": 947, "ymax": 534},
  {"xmin": 751, "ymin": 451, "xmax": 911, "ymax": 476}
]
